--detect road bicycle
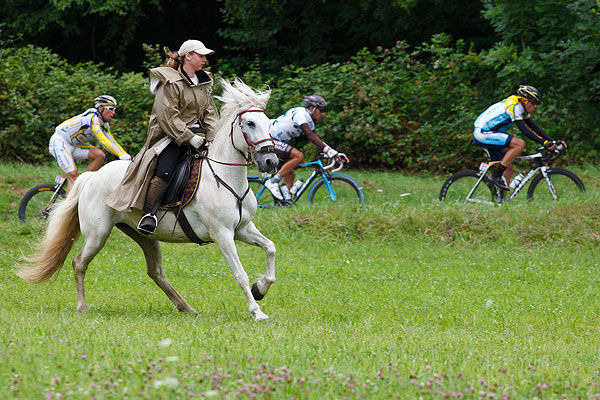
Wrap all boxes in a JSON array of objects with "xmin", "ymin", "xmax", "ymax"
[
  {"xmin": 439, "ymin": 142, "xmax": 585, "ymax": 205},
  {"xmin": 18, "ymin": 174, "xmax": 67, "ymax": 221},
  {"xmin": 247, "ymin": 156, "xmax": 365, "ymax": 208}
]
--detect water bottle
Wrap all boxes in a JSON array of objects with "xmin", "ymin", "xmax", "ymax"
[
  {"xmin": 280, "ymin": 185, "xmax": 291, "ymax": 201},
  {"xmin": 289, "ymin": 178, "xmax": 304, "ymax": 196},
  {"xmin": 509, "ymin": 171, "xmax": 525, "ymax": 189}
]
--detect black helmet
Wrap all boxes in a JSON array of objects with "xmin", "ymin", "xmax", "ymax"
[
  {"xmin": 516, "ymin": 85, "xmax": 540, "ymax": 105},
  {"xmin": 304, "ymin": 95, "xmax": 327, "ymax": 110},
  {"xmin": 94, "ymin": 94, "xmax": 118, "ymax": 108}
]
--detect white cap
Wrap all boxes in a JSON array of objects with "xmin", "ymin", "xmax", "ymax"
[{"xmin": 177, "ymin": 40, "xmax": 215, "ymax": 56}]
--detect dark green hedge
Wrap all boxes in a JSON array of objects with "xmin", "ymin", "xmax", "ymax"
[{"xmin": 1, "ymin": 42, "xmax": 598, "ymax": 172}]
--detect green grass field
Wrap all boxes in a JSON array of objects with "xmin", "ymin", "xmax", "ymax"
[{"xmin": 1, "ymin": 161, "xmax": 599, "ymax": 399}]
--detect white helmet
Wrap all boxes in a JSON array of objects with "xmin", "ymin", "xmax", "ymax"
[
  {"xmin": 304, "ymin": 95, "xmax": 327, "ymax": 110},
  {"xmin": 94, "ymin": 94, "xmax": 117, "ymax": 108}
]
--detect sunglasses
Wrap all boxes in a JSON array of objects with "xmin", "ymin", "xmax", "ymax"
[{"xmin": 104, "ymin": 106, "xmax": 117, "ymax": 112}]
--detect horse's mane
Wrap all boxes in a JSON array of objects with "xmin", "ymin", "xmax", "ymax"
[{"xmin": 215, "ymin": 78, "xmax": 271, "ymax": 132}]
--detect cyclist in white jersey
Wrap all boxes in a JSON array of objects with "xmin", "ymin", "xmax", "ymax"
[
  {"xmin": 473, "ymin": 85, "xmax": 565, "ymax": 189},
  {"xmin": 265, "ymin": 95, "xmax": 349, "ymax": 201},
  {"xmin": 49, "ymin": 95, "xmax": 131, "ymax": 193}
]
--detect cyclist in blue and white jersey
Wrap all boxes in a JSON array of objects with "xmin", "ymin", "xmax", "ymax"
[
  {"xmin": 49, "ymin": 95, "xmax": 131, "ymax": 193},
  {"xmin": 473, "ymin": 85, "xmax": 566, "ymax": 190},
  {"xmin": 265, "ymin": 95, "xmax": 349, "ymax": 201}
]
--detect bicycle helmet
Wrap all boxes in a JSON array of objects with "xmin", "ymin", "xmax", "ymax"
[
  {"xmin": 94, "ymin": 95, "xmax": 118, "ymax": 108},
  {"xmin": 516, "ymin": 85, "xmax": 540, "ymax": 105},
  {"xmin": 304, "ymin": 95, "xmax": 327, "ymax": 110}
]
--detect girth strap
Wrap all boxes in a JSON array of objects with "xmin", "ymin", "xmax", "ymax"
[{"xmin": 176, "ymin": 209, "xmax": 212, "ymax": 246}]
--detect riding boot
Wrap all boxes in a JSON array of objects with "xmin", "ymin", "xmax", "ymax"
[{"xmin": 137, "ymin": 177, "xmax": 168, "ymax": 234}]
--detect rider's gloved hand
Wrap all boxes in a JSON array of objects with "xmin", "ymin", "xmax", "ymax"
[
  {"xmin": 543, "ymin": 140, "xmax": 556, "ymax": 150},
  {"xmin": 189, "ymin": 135, "xmax": 205, "ymax": 149},
  {"xmin": 323, "ymin": 146, "xmax": 339, "ymax": 159},
  {"xmin": 119, "ymin": 153, "xmax": 132, "ymax": 161}
]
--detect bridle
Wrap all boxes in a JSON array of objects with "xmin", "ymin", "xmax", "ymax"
[
  {"xmin": 203, "ymin": 108, "xmax": 275, "ymax": 226},
  {"xmin": 207, "ymin": 108, "xmax": 274, "ymax": 167}
]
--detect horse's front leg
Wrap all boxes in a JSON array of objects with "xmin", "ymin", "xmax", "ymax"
[
  {"xmin": 213, "ymin": 229, "xmax": 270, "ymax": 322},
  {"xmin": 235, "ymin": 221, "xmax": 276, "ymax": 300}
]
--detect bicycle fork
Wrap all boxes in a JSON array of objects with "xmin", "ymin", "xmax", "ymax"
[{"xmin": 539, "ymin": 166, "xmax": 558, "ymax": 200}]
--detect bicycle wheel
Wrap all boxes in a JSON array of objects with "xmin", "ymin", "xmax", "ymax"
[
  {"xmin": 527, "ymin": 168, "xmax": 585, "ymax": 201},
  {"xmin": 439, "ymin": 170, "xmax": 496, "ymax": 204},
  {"xmin": 307, "ymin": 174, "xmax": 365, "ymax": 205},
  {"xmin": 18, "ymin": 184, "xmax": 66, "ymax": 221},
  {"xmin": 247, "ymin": 176, "xmax": 276, "ymax": 208}
]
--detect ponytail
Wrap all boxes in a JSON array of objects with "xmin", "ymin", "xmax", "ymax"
[{"xmin": 165, "ymin": 47, "xmax": 183, "ymax": 69}]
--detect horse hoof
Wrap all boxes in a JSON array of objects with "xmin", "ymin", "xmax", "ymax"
[{"xmin": 251, "ymin": 283, "xmax": 264, "ymax": 301}]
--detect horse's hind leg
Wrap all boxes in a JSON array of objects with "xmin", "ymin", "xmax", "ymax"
[
  {"xmin": 235, "ymin": 221, "xmax": 276, "ymax": 300},
  {"xmin": 116, "ymin": 224, "xmax": 198, "ymax": 314},
  {"xmin": 73, "ymin": 233, "xmax": 110, "ymax": 312}
]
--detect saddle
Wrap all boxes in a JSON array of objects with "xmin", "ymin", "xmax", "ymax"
[
  {"xmin": 160, "ymin": 146, "xmax": 205, "ymax": 211},
  {"xmin": 155, "ymin": 146, "xmax": 211, "ymax": 245}
]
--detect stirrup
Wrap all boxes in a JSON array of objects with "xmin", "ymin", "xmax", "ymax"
[{"xmin": 137, "ymin": 213, "xmax": 158, "ymax": 235}]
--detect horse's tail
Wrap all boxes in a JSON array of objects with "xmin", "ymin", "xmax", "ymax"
[{"xmin": 16, "ymin": 172, "xmax": 95, "ymax": 283}]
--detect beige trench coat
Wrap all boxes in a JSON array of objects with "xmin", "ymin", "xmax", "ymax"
[{"xmin": 105, "ymin": 66, "xmax": 219, "ymax": 212}]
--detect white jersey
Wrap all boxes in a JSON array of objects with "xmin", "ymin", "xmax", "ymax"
[
  {"xmin": 269, "ymin": 107, "xmax": 315, "ymax": 142},
  {"xmin": 474, "ymin": 95, "xmax": 530, "ymax": 133},
  {"xmin": 53, "ymin": 108, "xmax": 127, "ymax": 157}
]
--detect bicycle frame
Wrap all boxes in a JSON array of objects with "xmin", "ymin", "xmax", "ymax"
[
  {"xmin": 472, "ymin": 151, "xmax": 557, "ymax": 205},
  {"xmin": 252, "ymin": 158, "xmax": 344, "ymax": 206}
]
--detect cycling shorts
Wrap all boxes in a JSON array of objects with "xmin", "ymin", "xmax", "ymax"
[
  {"xmin": 49, "ymin": 134, "xmax": 91, "ymax": 173},
  {"xmin": 473, "ymin": 128, "xmax": 513, "ymax": 161},
  {"xmin": 273, "ymin": 140, "xmax": 293, "ymax": 167}
]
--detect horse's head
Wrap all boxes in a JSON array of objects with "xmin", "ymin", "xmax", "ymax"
[
  {"xmin": 234, "ymin": 108, "xmax": 278, "ymax": 173},
  {"xmin": 217, "ymin": 79, "xmax": 278, "ymax": 173}
]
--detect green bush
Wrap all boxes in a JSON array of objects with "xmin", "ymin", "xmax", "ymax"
[{"xmin": 2, "ymin": 42, "xmax": 598, "ymax": 172}]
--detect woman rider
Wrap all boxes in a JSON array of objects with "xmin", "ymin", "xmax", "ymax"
[{"xmin": 105, "ymin": 40, "xmax": 219, "ymax": 234}]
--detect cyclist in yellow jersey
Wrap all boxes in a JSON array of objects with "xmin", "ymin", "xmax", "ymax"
[
  {"xmin": 473, "ymin": 85, "xmax": 566, "ymax": 189},
  {"xmin": 49, "ymin": 95, "xmax": 131, "ymax": 193}
]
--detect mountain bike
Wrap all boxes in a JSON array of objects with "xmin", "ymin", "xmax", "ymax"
[
  {"xmin": 18, "ymin": 174, "xmax": 67, "ymax": 221},
  {"xmin": 439, "ymin": 142, "xmax": 585, "ymax": 205},
  {"xmin": 248, "ymin": 156, "xmax": 365, "ymax": 208}
]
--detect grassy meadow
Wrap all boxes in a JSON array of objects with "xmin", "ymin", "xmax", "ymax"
[{"xmin": 1, "ymin": 161, "xmax": 600, "ymax": 399}]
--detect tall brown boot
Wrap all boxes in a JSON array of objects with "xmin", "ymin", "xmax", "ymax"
[{"xmin": 137, "ymin": 176, "xmax": 168, "ymax": 234}]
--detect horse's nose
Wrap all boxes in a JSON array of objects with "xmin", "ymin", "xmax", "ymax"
[{"xmin": 267, "ymin": 157, "xmax": 279, "ymax": 172}]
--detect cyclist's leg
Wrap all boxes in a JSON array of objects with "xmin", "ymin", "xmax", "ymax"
[
  {"xmin": 86, "ymin": 146, "xmax": 106, "ymax": 171},
  {"xmin": 265, "ymin": 141, "xmax": 295, "ymax": 200},
  {"xmin": 50, "ymin": 135, "xmax": 79, "ymax": 194},
  {"xmin": 474, "ymin": 129, "xmax": 515, "ymax": 188},
  {"xmin": 278, "ymin": 147, "xmax": 303, "ymax": 189},
  {"xmin": 500, "ymin": 136, "xmax": 525, "ymax": 182}
]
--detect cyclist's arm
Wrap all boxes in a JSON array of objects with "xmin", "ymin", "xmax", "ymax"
[
  {"xmin": 301, "ymin": 123, "xmax": 327, "ymax": 149},
  {"xmin": 514, "ymin": 119, "xmax": 553, "ymax": 145},
  {"xmin": 91, "ymin": 115, "xmax": 128, "ymax": 157}
]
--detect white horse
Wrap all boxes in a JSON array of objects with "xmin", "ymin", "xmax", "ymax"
[{"xmin": 17, "ymin": 79, "xmax": 279, "ymax": 322}]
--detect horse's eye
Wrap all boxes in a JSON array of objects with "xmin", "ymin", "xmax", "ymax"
[{"xmin": 247, "ymin": 121, "xmax": 255, "ymax": 128}]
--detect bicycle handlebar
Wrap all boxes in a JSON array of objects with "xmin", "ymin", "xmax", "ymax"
[
  {"xmin": 534, "ymin": 140, "xmax": 566, "ymax": 162},
  {"xmin": 320, "ymin": 154, "xmax": 347, "ymax": 172}
]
